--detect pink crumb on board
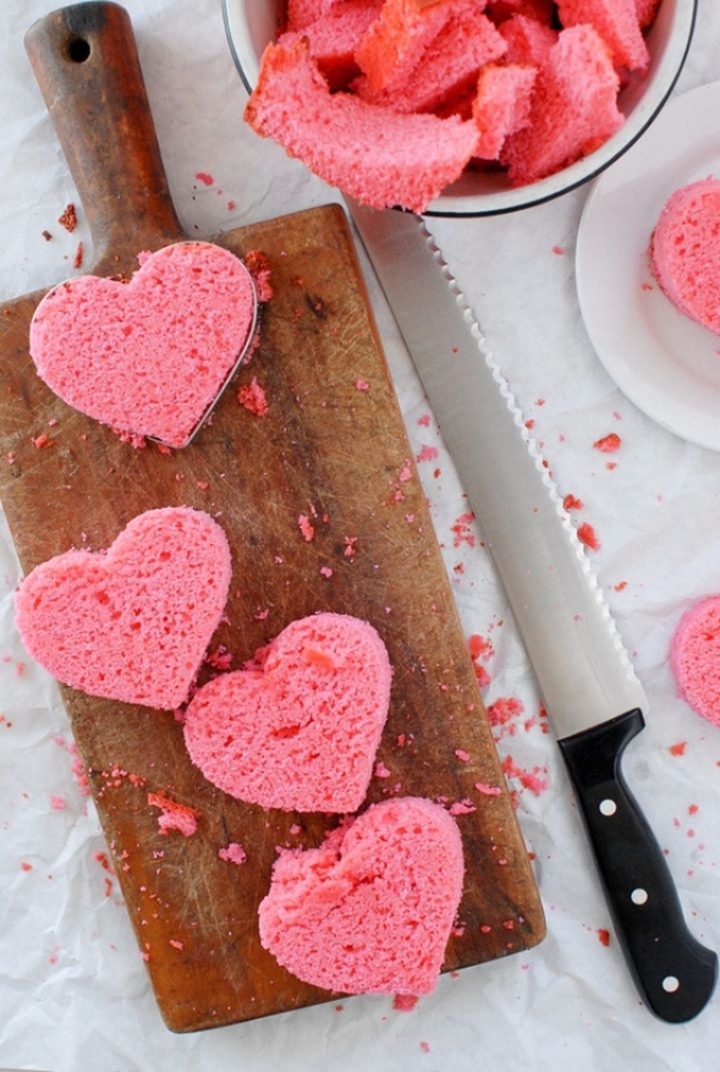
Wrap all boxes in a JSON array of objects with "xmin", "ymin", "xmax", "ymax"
[
  {"xmin": 563, "ymin": 493, "xmax": 583, "ymax": 511},
  {"xmin": 298, "ymin": 514, "xmax": 315, "ymax": 541},
  {"xmin": 147, "ymin": 791, "xmax": 199, "ymax": 836},
  {"xmin": 237, "ymin": 377, "xmax": 268, "ymax": 416},
  {"xmin": 218, "ymin": 842, "xmax": 247, "ymax": 865},
  {"xmin": 474, "ymin": 781, "xmax": 502, "ymax": 796},
  {"xmin": 597, "ymin": 928, "xmax": 611, "ymax": 947},
  {"xmin": 195, "ymin": 171, "xmax": 214, "ymax": 185},
  {"xmin": 669, "ymin": 741, "xmax": 687, "ymax": 756}
]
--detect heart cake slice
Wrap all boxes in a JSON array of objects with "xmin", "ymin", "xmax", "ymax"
[
  {"xmin": 650, "ymin": 177, "xmax": 720, "ymax": 336},
  {"xmin": 14, "ymin": 506, "xmax": 232, "ymax": 710},
  {"xmin": 258, "ymin": 796, "xmax": 465, "ymax": 995},
  {"xmin": 29, "ymin": 241, "xmax": 258, "ymax": 447},
  {"xmin": 183, "ymin": 611, "xmax": 392, "ymax": 813}
]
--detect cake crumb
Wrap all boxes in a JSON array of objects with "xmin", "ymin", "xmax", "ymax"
[
  {"xmin": 593, "ymin": 432, "xmax": 621, "ymax": 453},
  {"xmin": 577, "ymin": 522, "xmax": 600, "ymax": 551},
  {"xmin": 58, "ymin": 203, "xmax": 77, "ymax": 232},
  {"xmin": 237, "ymin": 376, "xmax": 268, "ymax": 416},
  {"xmin": 298, "ymin": 514, "xmax": 315, "ymax": 541},
  {"xmin": 218, "ymin": 842, "xmax": 247, "ymax": 866},
  {"xmin": 393, "ymin": 994, "xmax": 419, "ymax": 1012},
  {"xmin": 474, "ymin": 781, "xmax": 501, "ymax": 796},
  {"xmin": 147, "ymin": 791, "xmax": 200, "ymax": 837}
]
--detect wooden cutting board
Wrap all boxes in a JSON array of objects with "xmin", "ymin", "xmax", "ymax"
[{"xmin": 0, "ymin": 2, "xmax": 545, "ymax": 1032}]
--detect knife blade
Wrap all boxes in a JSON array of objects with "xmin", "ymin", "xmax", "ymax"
[{"xmin": 347, "ymin": 198, "xmax": 717, "ymax": 1023}]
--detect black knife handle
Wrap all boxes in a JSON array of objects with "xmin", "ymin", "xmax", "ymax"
[{"xmin": 558, "ymin": 709, "xmax": 717, "ymax": 1022}]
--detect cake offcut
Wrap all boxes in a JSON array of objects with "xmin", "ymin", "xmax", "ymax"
[
  {"xmin": 244, "ymin": 37, "xmax": 480, "ymax": 213},
  {"xmin": 258, "ymin": 796, "xmax": 465, "ymax": 995},
  {"xmin": 183, "ymin": 611, "xmax": 393, "ymax": 813},
  {"xmin": 14, "ymin": 507, "xmax": 232, "ymax": 710}
]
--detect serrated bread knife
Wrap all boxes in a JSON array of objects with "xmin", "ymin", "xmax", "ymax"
[{"xmin": 348, "ymin": 199, "xmax": 717, "ymax": 1023}]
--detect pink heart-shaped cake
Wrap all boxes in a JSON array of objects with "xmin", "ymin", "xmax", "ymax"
[
  {"xmin": 650, "ymin": 177, "xmax": 720, "ymax": 336},
  {"xmin": 183, "ymin": 612, "xmax": 392, "ymax": 813},
  {"xmin": 29, "ymin": 242, "xmax": 257, "ymax": 447},
  {"xmin": 14, "ymin": 507, "xmax": 231, "ymax": 710},
  {"xmin": 258, "ymin": 796, "xmax": 464, "ymax": 995}
]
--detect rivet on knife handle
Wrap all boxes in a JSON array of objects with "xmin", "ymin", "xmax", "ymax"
[
  {"xmin": 346, "ymin": 198, "xmax": 718, "ymax": 1022},
  {"xmin": 559, "ymin": 709, "xmax": 718, "ymax": 1022}
]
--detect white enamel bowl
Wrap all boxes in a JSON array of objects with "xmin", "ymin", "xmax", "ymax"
[{"xmin": 223, "ymin": 0, "xmax": 697, "ymax": 216}]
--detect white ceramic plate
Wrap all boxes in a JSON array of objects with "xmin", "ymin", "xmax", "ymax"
[{"xmin": 576, "ymin": 81, "xmax": 720, "ymax": 451}]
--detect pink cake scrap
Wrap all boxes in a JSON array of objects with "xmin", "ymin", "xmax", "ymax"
[
  {"xmin": 244, "ymin": 37, "xmax": 479, "ymax": 213},
  {"xmin": 258, "ymin": 796, "xmax": 464, "ymax": 995},
  {"xmin": 14, "ymin": 507, "xmax": 232, "ymax": 710},
  {"xmin": 353, "ymin": 1, "xmax": 507, "ymax": 115},
  {"xmin": 556, "ymin": 0, "xmax": 649, "ymax": 71},
  {"xmin": 243, "ymin": 0, "xmax": 662, "ymax": 209},
  {"xmin": 183, "ymin": 612, "xmax": 392, "ymax": 813},
  {"xmin": 670, "ymin": 596, "xmax": 720, "ymax": 727},
  {"xmin": 650, "ymin": 177, "xmax": 720, "ymax": 336},
  {"xmin": 29, "ymin": 241, "xmax": 258, "ymax": 448},
  {"xmin": 473, "ymin": 63, "xmax": 536, "ymax": 160},
  {"xmin": 500, "ymin": 24, "xmax": 623, "ymax": 185}
]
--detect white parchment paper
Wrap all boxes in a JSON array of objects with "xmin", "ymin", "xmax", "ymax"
[{"xmin": 1, "ymin": 2, "xmax": 719, "ymax": 1069}]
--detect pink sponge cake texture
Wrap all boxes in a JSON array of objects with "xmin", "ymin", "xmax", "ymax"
[
  {"xmin": 244, "ymin": 37, "xmax": 480, "ymax": 214},
  {"xmin": 650, "ymin": 177, "xmax": 720, "ymax": 337},
  {"xmin": 29, "ymin": 241, "xmax": 257, "ymax": 448},
  {"xmin": 258, "ymin": 796, "xmax": 464, "ymax": 995},
  {"xmin": 15, "ymin": 507, "xmax": 232, "ymax": 710},
  {"xmin": 670, "ymin": 595, "xmax": 720, "ymax": 727},
  {"xmin": 183, "ymin": 611, "xmax": 392, "ymax": 813}
]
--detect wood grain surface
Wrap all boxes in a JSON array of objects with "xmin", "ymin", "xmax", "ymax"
[{"xmin": 0, "ymin": 1, "xmax": 545, "ymax": 1032}]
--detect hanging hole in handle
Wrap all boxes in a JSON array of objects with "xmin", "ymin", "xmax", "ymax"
[{"xmin": 67, "ymin": 37, "xmax": 91, "ymax": 63}]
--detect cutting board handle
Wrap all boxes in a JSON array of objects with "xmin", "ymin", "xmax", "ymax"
[{"xmin": 24, "ymin": 2, "xmax": 183, "ymax": 267}]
